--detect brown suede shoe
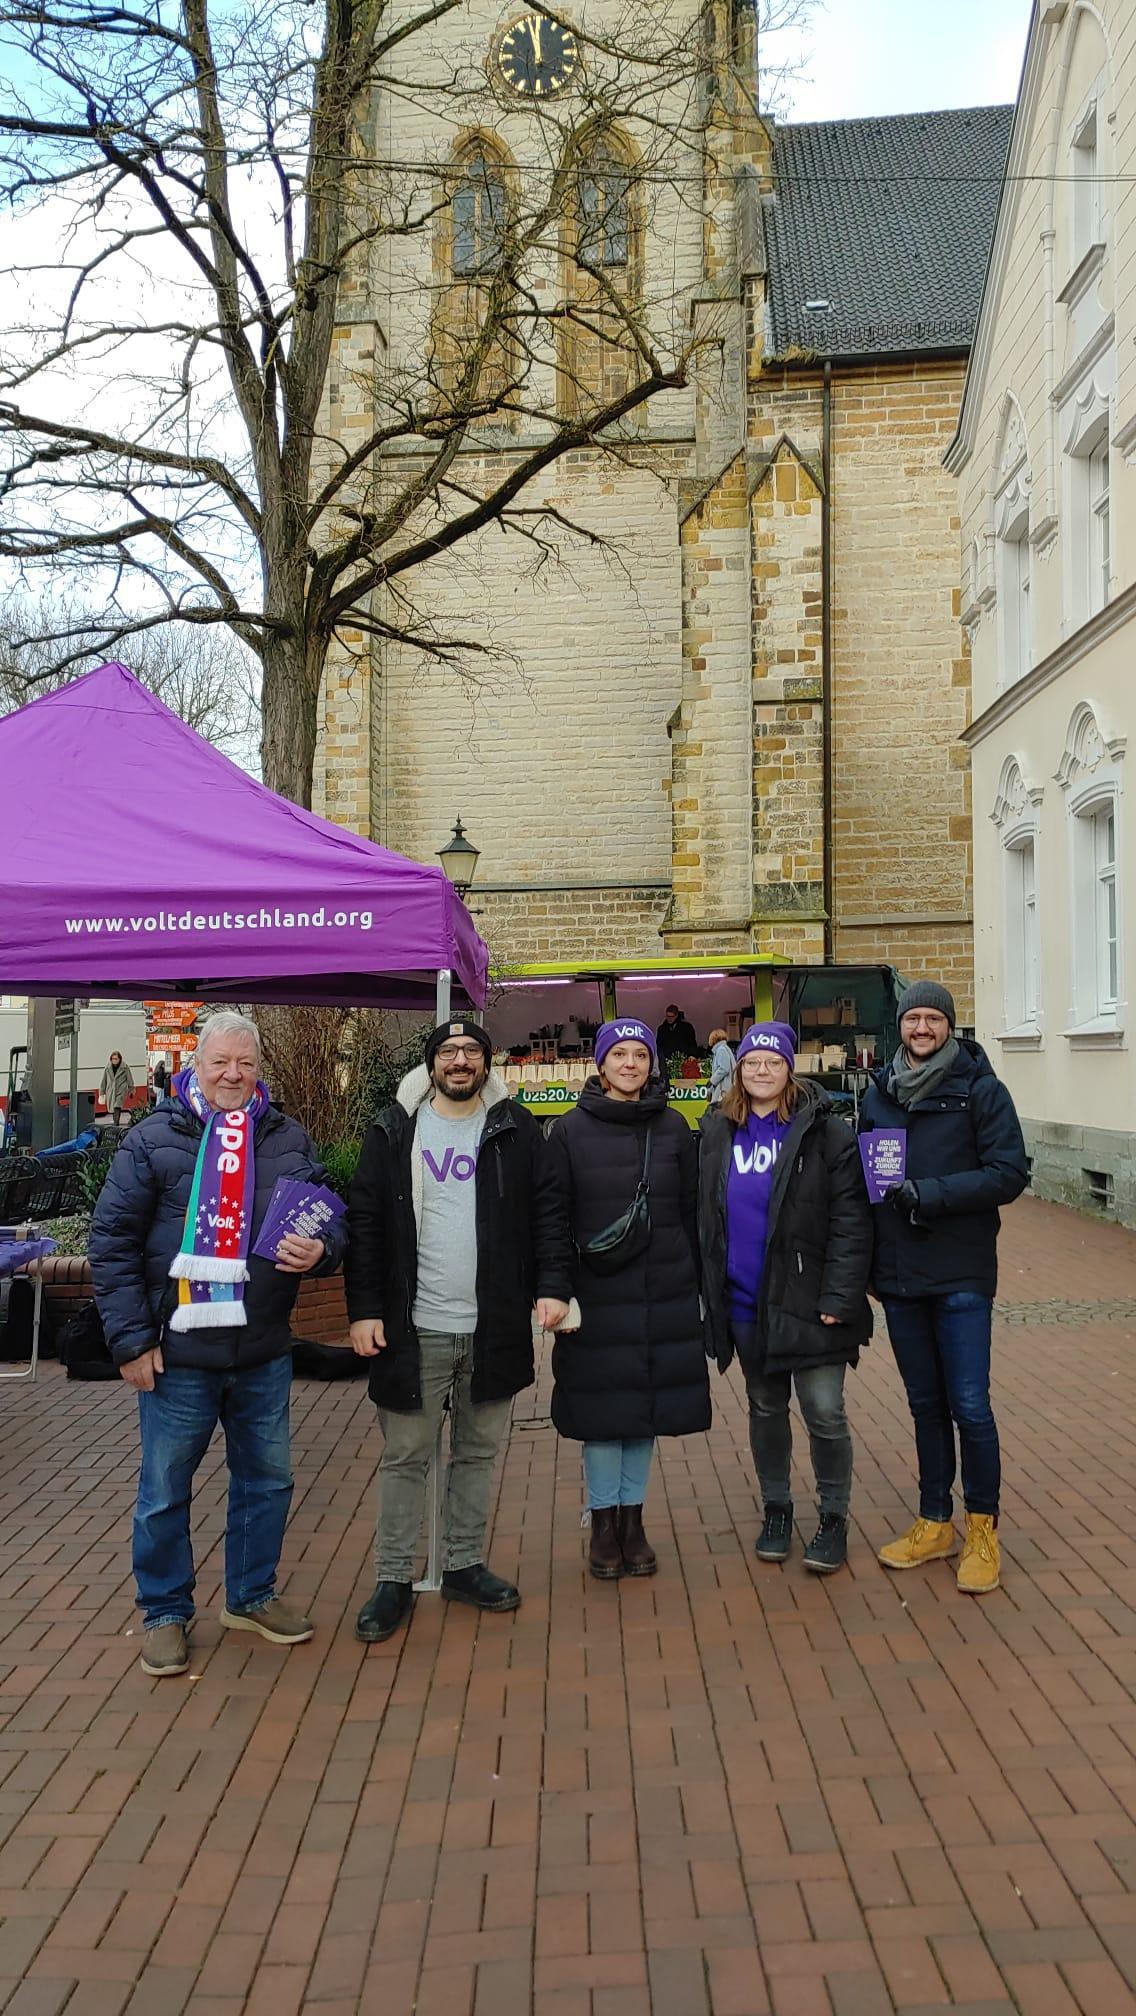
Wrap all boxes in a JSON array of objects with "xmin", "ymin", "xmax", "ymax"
[
  {"xmin": 618, "ymin": 1505, "xmax": 658, "ymax": 1577},
  {"xmin": 589, "ymin": 1507, "xmax": 623, "ymax": 1579},
  {"xmin": 219, "ymin": 1598, "xmax": 314, "ymax": 1644},
  {"xmin": 140, "ymin": 1622, "xmax": 189, "ymax": 1677}
]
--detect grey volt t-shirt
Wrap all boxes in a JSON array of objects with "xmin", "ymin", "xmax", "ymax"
[{"xmin": 412, "ymin": 1100, "xmax": 486, "ymax": 1333}]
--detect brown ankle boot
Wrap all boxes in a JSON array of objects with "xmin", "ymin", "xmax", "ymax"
[
  {"xmin": 618, "ymin": 1505, "xmax": 658, "ymax": 1577},
  {"xmin": 589, "ymin": 1507, "xmax": 623, "ymax": 1579}
]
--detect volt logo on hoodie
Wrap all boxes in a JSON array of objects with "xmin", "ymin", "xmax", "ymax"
[{"xmin": 726, "ymin": 1111, "xmax": 790, "ymax": 1321}]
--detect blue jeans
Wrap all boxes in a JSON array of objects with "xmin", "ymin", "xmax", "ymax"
[
  {"xmin": 583, "ymin": 1438, "xmax": 654, "ymax": 1511},
  {"xmin": 134, "ymin": 1355, "xmax": 294, "ymax": 1628},
  {"xmin": 881, "ymin": 1293, "xmax": 1000, "ymax": 1519}
]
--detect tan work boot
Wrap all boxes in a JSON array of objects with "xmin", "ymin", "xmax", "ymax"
[
  {"xmin": 220, "ymin": 1597, "xmax": 314, "ymax": 1643},
  {"xmin": 878, "ymin": 1517, "xmax": 957, "ymax": 1571},
  {"xmin": 957, "ymin": 1514, "xmax": 1000, "ymax": 1594},
  {"xmin": 141, "ymin": 1621, "xmax": 190, "ymax": 1677}
]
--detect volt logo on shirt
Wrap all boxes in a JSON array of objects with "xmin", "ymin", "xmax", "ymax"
[
  {"xmin": 423, "ymin": 1147, "xmax": 478, "ymax": 1182},
  {"xmin": 733, "ymin": 1139, "xmax": 781, "ymax": 1177}
]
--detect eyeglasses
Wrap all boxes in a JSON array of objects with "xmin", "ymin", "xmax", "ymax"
[
  {"xmin": 741, "ymin": 1055, "xmax": 786, "ymax": 1073},
  {"xmin": 436, "ymin": 1043, "xmax": 485, "ymax": 1062}
]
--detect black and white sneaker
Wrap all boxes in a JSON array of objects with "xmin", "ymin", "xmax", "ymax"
[
  {"xmin": 755, "ymin": 1504, "xmax": 794, "ymax": 1562},
  {"xmin": 803, "ymin": 1514, "xmax": 848, "ymax": 1575}
]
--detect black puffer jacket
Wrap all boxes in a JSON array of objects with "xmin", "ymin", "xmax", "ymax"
[
  {"xmin": 544, "ymin": 1079, "xmax": 710, "ymax": 1442},
  {"xmin": 344, "ymin": 1066, "xmax": 573, "ymax": 1411},
  {"xmin": 700, "ymin": 1086, "xmax": 873, "ymax": 1377},
  {"xmin": 90, "ymin": 1098, "xmax": 348, "ymax": 1370},
  {"xmin": 860, "ymin": 1040, "xmax": 1028, "ymax": 1298}
]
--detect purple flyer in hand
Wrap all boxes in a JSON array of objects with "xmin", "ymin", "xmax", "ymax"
[
  {"xmin": 859, "ymin": 1129, "xmax": 907, "ymax": 1205},
  {"xmin": 253, "ymin": 1179, "xmax": 346, "ymax": 1260}
]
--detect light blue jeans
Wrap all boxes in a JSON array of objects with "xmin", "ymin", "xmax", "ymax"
[{"xmin": 583, "ymin": 1438, "xmax": 654, "ymax": 1510}]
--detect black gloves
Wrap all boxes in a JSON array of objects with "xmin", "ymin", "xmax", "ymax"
[{"xmin": 886, "ymin": 1178, "xmax": 921, "ymax": 1218}]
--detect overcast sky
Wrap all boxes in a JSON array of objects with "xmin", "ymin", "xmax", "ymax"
[{"xmin": 782, "ymin": 0, "xmax": 1033, "ymax": 121}]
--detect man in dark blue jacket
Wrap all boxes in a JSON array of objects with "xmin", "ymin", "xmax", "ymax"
[
  {"xmin": 90, "ymin": 1013, "xmax": 347, "ymax": 1678},
  {"xmin": 860, "ymin": 981, "xmax": 1027, "ymax": 1596}
]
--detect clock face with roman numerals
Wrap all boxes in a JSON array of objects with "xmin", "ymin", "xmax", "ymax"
[{"xmin": 497, "ymin": 13, "xmax": 579, "ymax": 97}]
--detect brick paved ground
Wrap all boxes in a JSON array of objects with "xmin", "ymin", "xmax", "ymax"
[{"xmin": 0, "ymin": 1194, "xmax": 1135, "ymax": 2016}]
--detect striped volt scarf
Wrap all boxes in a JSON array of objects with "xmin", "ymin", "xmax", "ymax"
[{"xmin": 168, "ymin": 1068, "xmax": 268, "ymax": 1331}]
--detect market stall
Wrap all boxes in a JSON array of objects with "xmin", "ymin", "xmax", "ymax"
[{"xmin": 484, "ymin": 958, "xmax": 906, "ymax": 1125}]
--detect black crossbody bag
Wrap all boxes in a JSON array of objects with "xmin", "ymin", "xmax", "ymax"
[{"xmin": 579, "ymin": 1126, "xmax": 652, "ymax": 1275}]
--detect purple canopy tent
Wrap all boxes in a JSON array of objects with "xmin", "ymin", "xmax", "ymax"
[{"xmin": 0, "ymin": 663, "xmax": 487, "ymax": 1009}]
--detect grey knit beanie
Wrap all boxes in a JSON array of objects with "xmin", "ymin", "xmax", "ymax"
[{"xmin": 896, "ymin": 980, "xmax": 956, "ymax": 1028}]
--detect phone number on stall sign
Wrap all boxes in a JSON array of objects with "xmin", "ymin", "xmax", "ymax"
[{"xmin": 516, "ymin": 1082, "xmax": 710, "ymax": 1105}]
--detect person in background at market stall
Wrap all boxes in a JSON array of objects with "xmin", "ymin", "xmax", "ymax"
[
  {"xmin": 655, "ymin": 1003, "xmax": 697, "ymax": 1081},
  {"xmin": 150, "ymin": 1057, "xmax": 169, "ymax": 1106},
  {"xmin": 100, "ymin": 1050, "xmax": 135, "ymax": 1126},
  {"xmin": 863, "ymin": 981, "xmax": 1027, "ymax": 1596},
  {"xmin": 346, "ymin": 1020, "xmax": 572, "ymax": 1644},
  {"xmin": 545, "ymin": 1019, "xmax": 709, "ymax": 1580},
  {"xmin": 90, "ymin": 1012, "xmax": 347, "ymax": 1678},
  {"xmin": 708, "ymin": 1027, "xmax": 735, "ymax": 1106},
  {"xmin": 700, "ymin": 1022, "xmax": 873, "ymax": 1574}
]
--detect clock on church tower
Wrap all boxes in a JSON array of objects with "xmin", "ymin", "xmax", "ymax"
[{"xmin": 497, "ymin": 12, "xmax": 579, "ymax": 97}]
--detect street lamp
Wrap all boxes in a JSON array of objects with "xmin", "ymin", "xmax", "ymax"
[{"xmin": 437, "ymin": 816, "xmax": 480, "ymax": 899}]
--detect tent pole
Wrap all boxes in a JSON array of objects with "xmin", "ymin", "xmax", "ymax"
[
  {"xmin": 68, "ymin": 1002, "xmax": 80, "ymax": 1142},
  {"xmin": 27, "ymin": 1000, "xmax": 55, "ymax": 1151},
  {"xmin": 435, "ymin": 968, "xmax": 452, "ymax": 1023},
  {"xmin": 413, "ymin": 1410, "xmax": 447, "ymax": 1595}
]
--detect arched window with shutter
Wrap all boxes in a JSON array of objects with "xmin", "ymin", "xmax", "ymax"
[
  {"xmin": 559, "ymin": 125, "xmax": 644, "ymax": 419},
  {"xmin": 431, "ymin": 134, "xmax": 517, "ymax": 417}
]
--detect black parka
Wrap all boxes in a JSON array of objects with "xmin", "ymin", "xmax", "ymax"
[
  {"xmin": 699, "ymin": 1086, "xmax": 873, "ymax": 1377},
  {"xmin": 90, "ymin": 1097, "xmax": 348, "ymax": 1371},
  {"xmin": 544, "ymin": 1079, "xmax": 710, "ymax": 1442},
  {"xmin": 859, "ymin": 1040, "xmax": 1028, "ymax": 1299},
  {"xmin": 344, "ymin": 1066, "xmax": 573, "ymax": 1412}
]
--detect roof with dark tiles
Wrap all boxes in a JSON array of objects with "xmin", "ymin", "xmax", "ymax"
[{"xmin": 764, "ymin": 103, "xmax": 1014, "ymax": 363}]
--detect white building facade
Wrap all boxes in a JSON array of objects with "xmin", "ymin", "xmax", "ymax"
[{"xmin": 948, "ymin": 0, "xmax": 1134, "ymax": 1224}]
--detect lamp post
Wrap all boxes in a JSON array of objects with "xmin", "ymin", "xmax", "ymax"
[{"xmin": 437, "ymin": 816, "xmax": 480, "ymax": 901}]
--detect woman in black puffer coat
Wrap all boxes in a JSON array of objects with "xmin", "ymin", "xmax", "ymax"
[{"xmin": 545, "ymin": 1019, "xmax": 709, "ymax": 1581}]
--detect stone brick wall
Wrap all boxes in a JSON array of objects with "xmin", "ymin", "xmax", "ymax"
[
  {"xmin": 473, "ymin": 886, "xmax": 669, "ymax": 966},
  {"xmin": 748, "ymin": 362, "xmax": 974, "ymax": 1012}
]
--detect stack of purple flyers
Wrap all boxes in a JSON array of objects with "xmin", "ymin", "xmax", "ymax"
[
  {"xmin": 858, "ymin": 1129, "xmax": 907, "ymax": 1206},
  {"xmin": 252, "ymin": 1179, "xmax": 346, "ymax": 1262}
]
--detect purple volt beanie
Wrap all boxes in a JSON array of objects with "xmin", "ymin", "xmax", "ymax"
[
  {"xmin": 737, "ymin": 1021, "xmax": 797, "ymax": 1069},
  {"xmin": 594, "ymin": 1019, "xmax": 657, "ymax": 1070}
]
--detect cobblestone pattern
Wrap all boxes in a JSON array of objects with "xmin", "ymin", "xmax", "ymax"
[{"xmin": 0, "ymin": 1194, "xmax": 1134, "ymax": 2015}]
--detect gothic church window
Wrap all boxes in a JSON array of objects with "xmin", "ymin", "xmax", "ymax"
[
  {"xmin": 432, "ymin": 135, "xmax": 517, "ymax": 417},
  {"xmin": 559, "ymin": 126, "xmax": 643, "ymax": 419},
  {"xmin": 452, "ymin": 149, "xmax": 508, "ymax": 277}
]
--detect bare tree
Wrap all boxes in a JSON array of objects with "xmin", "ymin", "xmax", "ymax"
[
  {"xmin": 0, "ymin": 0, "xmax": 814, "ymax": 804},
  {"xmin": 0, "ymin": 589, "xmax": 260, "ymax": 762}
]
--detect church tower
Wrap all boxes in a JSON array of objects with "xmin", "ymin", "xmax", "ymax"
[{"xmin": 315, "ymin": 0, "xmax": 772, "ymax": 967}]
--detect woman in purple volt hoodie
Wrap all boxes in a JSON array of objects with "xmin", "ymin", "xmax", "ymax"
[{"xmin": 699, "ymin": 1023, "xmax": 873, "ymax": 1574}]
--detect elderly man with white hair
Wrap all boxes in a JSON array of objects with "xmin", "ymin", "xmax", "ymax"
[{"xmin": 90, "ymin": 1011, "xmax": 347, "ymax": 1677}]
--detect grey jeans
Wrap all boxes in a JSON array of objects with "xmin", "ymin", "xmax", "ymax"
[
  {"xmin": 375, "ymin": 1329, "xmax": 511, "ymax": 1582},
  {"xmin": 744, "ymin": 1359, "xmax": 853, "ymax": 1520}
]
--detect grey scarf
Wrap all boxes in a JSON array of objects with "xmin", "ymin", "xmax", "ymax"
[{"xmin": 888, "ymin": 1035, "xmax": 960, "ymax": 1111}]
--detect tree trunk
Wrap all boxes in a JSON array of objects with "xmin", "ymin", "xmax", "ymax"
[{"xmin": 259, "ymin": 630, "xmax": 326, "ymax": 806}]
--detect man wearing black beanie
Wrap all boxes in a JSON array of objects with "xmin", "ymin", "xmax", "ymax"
[
  {"xmin": 344, "ymin": 1020, "xmax": 572, "ymax": 1644},
  {"xmin": 861, "ymin": 979, "xmax": 1027, "ymax": 1596}
]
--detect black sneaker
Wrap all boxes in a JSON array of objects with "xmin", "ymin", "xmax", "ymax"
[
  {"xmin": 803, "ymin": 1514, "xmax": 848, "ymax": 1575},
  {"xmin": 755, "ymin": 1504, "xmax": 794, "ymax": 1562},
  {"xmin": 441, "ymin": 1564, "xmax": 521, "ymax": 1612},
  {"xmin": 355, "ymin": 1581, "xmax": 414, "ymax": 1643}
]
